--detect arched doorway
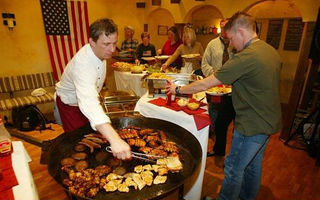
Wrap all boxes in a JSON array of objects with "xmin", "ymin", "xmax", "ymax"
[
  {"xmin": 147, "ymin": 8, "xmax": 175, "ymax": 51},
  {"xmin": 184, "ymin": 5, "xmax": 223, "ymax": 48}
]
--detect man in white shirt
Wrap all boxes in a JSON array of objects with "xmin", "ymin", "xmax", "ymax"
[
  {"xmin": 55, "ymin": 18, "xmax": 131, "ymax": 160},
  {"xmin": 201, "ymin": 19, "xmax": 235, "ymax": 158}
]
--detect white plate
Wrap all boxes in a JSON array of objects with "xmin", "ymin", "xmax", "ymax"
[
  {"xmin": 142, "ymin": 57, "xmax": 156, "ymax": 61},
  {"xmin": 181, "ymin": 54, "xmax": 200, "ymax": 59},
  {"xmin": 155, "ymin": 55, "xmax": 170, "ymax": 60},
  {"xmin": 206, "ymin": 87, "xmax": 232, "ymax": 96}
]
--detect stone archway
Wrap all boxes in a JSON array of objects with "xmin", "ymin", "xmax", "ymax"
[
  {"xmin": 183, "ymin": 5, "xmax": 224, "ymax": 48},
  {"xmin": 147, "ymin": 8, "xmax": 175, "ymax": 50}
]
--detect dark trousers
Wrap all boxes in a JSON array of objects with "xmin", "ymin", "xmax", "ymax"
[{"xmin": 208, "ymin": 95, "xmax": 235, "ymax": 156}]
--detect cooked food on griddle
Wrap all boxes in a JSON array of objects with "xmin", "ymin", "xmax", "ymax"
[
  {"xmin": 74, "ymin": 144, "xmax": 87, "ymax": 152},
  {"xmin": 71, "ymin": 152, "xmax": 87, "ymax": 160},
  {"xmin": 74, "ymin": 160, "xmax": 89, "ymax": 171},
  {"xmin": 113, "ymin": 166, "xmax": 127, "ymax": 176},
  {"xmin": 78, "ymin": 132, "xmax": 108, "ymax": 153},
  {"xmin": 132, "ymin": 173, "xmax": 146, "ymax": 190},
  {"xmin": 153, "ymin": 175, "xmax": 167, "ymax": 184},
  {"xmin": 95, "ymin": 165, "xmax": 112, "ymax": 176},
  {"xmin": 95, "ymin": 151, "xmax": 109, "ymax": 162},
  {"xmin": 60, "ymin": 157, "xmax": 76, "ymax": 166},
  {"xmin": 117, "ymin": 182, "xmax": 130, "ymax": 192},
  {"xmin": 107, "ymin": 157, "xmax": 121, "ymax": 167}
]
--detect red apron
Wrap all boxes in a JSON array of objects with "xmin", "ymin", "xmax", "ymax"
[{"xmin": 56, "ymin": 95, "xmax": 89, "ymax": 133}]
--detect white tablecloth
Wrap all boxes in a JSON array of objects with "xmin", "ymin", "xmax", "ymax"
[
  {"xmin": 114, "ymin": 71, "xmax": 148, "ymax": 97},
  {"xmin": 11, "ymin": 141, "xmax": 39, "ymax": 200},
  {"xmin": 134, "ymin": 94, "xmax": 209, "ymax": 200}
]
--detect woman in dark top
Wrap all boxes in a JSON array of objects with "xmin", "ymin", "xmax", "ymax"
[
  {"xmin": 135, "ymin": 32, "xmax": 156, "ymax": 64},
  {"xmin": 158, "ymin": 26, "xmax": 182, "ymax": 69}
]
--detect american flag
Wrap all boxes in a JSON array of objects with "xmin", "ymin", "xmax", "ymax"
[{"xmin": 40, "ymin": 0, "xmax": 89, "ymax": 80}]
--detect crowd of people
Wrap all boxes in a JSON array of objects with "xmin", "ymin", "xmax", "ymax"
[{"xmin": 54, "ymin": 11, "xmax": 281, "ymax": 200}]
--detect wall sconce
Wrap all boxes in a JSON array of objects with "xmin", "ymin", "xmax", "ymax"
[{"xmin": 2, "ymin": 13, "xmax": 16, "ymax": 31}]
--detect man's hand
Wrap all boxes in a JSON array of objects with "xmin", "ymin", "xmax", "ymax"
[
  {"xmin": 96, "ymin": 123, "xmax": 132, "ymax": 160},
  {"xmin": 166, "ymin": 80, "xmax": 177, "ymax": 95},
  {"xmin": 109, "ymin": 138, "xmax": 131, "ymax": 160}
]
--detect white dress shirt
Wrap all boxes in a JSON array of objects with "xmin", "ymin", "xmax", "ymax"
[
  {"xmin": 201, "ymin": 36, "xmax": 232, "ymax": 77},
  {"xmin": 55, "ymin": 44, "xmax": 110, "ymax": 130}
]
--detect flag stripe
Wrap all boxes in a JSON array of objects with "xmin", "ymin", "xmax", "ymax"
[
  {"xmin": 52, "ymin": 35, "xmax": 64, "ymax": 76},
  {"xmin": 83, "ymin": 1, "xmax": 89, "ymax": 41},
  {"xmin": 46, "ymin": 36, "xmax": 59, "ymax": 80},
  {"xmin": 60, "ymin": 36, "xmax": 68, "ymax": 66},
  {"xmin": 77, "ymin": 1, "xmax": 85, "ymax": 47},
  {"xmin": 70, "ymin": 2, "xmax": 80, "ymax": 52}
]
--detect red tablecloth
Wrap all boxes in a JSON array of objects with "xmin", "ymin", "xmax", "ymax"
[
  {"xmin": 0, "ymin": 153, "xmax": 18, "ymax": 200},
  {"xmin": 149, "ymin": 97, "xmax": 211, "ymax": 130}
]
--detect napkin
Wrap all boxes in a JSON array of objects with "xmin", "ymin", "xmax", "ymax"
[
  {"xmin": 193, "ymin": 113, "xmax": 211, "ymax": 131},
  {"xmin": 0, "ymin": 154, "xmax": 18, "ymax": 200}
]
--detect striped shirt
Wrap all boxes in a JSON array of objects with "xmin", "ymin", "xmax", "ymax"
[{"xmin": 121, "ymin": 39, "xmax": 138, "ymax": 51}]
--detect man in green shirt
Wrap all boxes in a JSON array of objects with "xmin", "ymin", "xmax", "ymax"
[{"xmin": 166, "ymin": 12, "xmax": 281, "ymax": 200}]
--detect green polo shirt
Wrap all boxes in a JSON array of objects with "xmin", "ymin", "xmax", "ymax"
[{"xmin": 214, "ymin": 40, "xmax": 282, "ymax": 136}]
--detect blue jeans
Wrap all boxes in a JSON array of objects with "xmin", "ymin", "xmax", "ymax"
[{"xmin": 218, "ymin": 130, "xmax": 270, "ymax": 200}]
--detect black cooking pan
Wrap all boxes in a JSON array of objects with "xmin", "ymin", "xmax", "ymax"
[{"xmin": 47, "ymin": 116, "xmax": 202, "ymax": 200}]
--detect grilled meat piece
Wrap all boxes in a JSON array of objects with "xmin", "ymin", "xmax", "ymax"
[
  {"xmin": 139, "ymin": 128, "xmax": 154, "ymax": 135},
  {"xmin": 78, "ymin": 141, "xmax": 94, "ymax": 153},
  {"xmin": 74, "ymin": 160, "xmax": 89, "ymax": 171},
  {"xmin": 117, "ymin": 182, "xmax": 130, "ymax": 193},
  {"xmin": 145, "ymin": 135, "xmax": 160, "ymax": 143},
  {"xmin": 149, "ymin": 149, "xmax": 168, "ymax": 158},
  {"xmin": 60, "ymin": 157, "xmax": 76, "ymax": 166},
  {"xmin": 154, "ymin": 175, "xmax": 167, "ymax": 184},
  {"xmin": 95, "ymin": 165, "xmax": 111, "ymax": 176},
  {"xmin": 148, "ymin": 140, "xmax": 159, "ymax": 148},
  {"xmin": 138, "ymin": 146, "xmax": 152, "ymax": 154},
  {"xmin": 87, "ymin": 187, "xmax": 99, "ymax": 197},
  {"xmin": 162, "ymin": 141, "xmax": 179, "ymax": 153},
  {"xmin": 71, "ymin": 152, "xmax": 87, "ymax": 160},
  {"xmin": 74, "ymin": 144, "xmax": 87, "ymax": 152},
  {"xmin": 127, "ymin": 138, "xmax": 146, "ymax": 147}
]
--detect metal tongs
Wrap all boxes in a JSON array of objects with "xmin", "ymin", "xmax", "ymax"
[{"xmin": 105, "ymin": 146, "xmax": 164, "ymax": 163}]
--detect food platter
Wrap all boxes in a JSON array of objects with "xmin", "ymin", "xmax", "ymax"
[
  {"xmin": 206, "ymin": 85, "xmax": 232, "ymax": 96},
  {"xmin": 181, "ymin": 54, "xmax": 200, "ymax": 59},
  {"xmin": 141, "ymin": 57, "xmax": 156, "ymax": 61},
  {"xmin": 155, "ymin": 55, "xmax": 170, "ymax": 60}
]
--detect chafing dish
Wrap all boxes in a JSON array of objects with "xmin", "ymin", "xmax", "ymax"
[
  {"xmin": 100, "ymin": 90, "xmax": 139, "ymax": 116},
  {"xmin": 146, "ymin": 73, "xmax": 199, "ymax": 97}
]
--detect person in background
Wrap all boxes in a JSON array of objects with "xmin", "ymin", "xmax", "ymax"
[
  {"xmin": 157, "ymin": 26, "xmax": 182, "ymax": 69},
  {"xmin": 54, "ymin": 18, "xmax": 131, "ymax": 160},
  {"xmin": 201, "ymin": 19, "xmax": 235, "ymax": 158},
  {"xmin": 120, "ymin": 25, "xmax": 138, "ymax": 52},
  {"xmin": 166, "ymin": 12, "xmax": 282, "ymax": 200},
  {"xmin": 135, "ymin": 32, "xmax": 156, "ymax": 64},
  {"xmin": 162, "ymin": 26, "xmax": 204, "ymax": 74}
]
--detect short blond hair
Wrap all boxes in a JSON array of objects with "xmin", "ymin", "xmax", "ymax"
[{"xmin": 183, "ymin": 26, "xmax": 197, "ymax": 47}]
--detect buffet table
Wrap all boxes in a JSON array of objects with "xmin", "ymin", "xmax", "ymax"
[
  {"xmin": 7, "ymin": 141, "xmax": 39, "ymax": 200},
  {"xmin": 114, "ymin": 71, "xmax": 148, "ymax": 97},
  {"xmin": 134, "ymin": 93, "xmax": 209, "ymax": 200}
]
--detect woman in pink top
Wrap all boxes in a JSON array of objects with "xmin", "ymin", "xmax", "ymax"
[{"xmin": 158, "ymin": 26, "xmax": 182, "ymax": 69}]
